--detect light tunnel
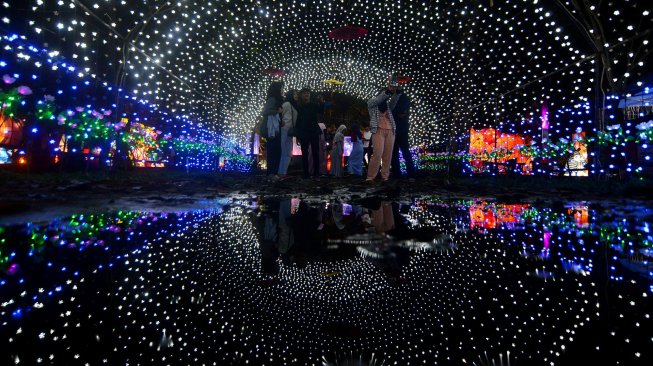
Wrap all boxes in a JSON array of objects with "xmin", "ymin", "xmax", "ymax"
[{"xmin": 0, "ymin": 0, "xmax": 651, "ymax": 175}]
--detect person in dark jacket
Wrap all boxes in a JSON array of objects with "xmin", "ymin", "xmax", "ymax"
[
  {"xmin": 262, "ymin": 81, "xmax": 284, "ymax": 176},
  {"xmin": 295, "ymin": 87, "xmax": 322, "ymax": 178},
  {"xmin": 390, "ymin": 84, "xmax": 416, "ymax": 178}
]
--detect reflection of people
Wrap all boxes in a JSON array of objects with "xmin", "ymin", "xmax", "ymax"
[
  {"xmin": 331, "ymin": 124, "xmax": 346, "ymax": 177},
  {"xmin": 289, "ymin": 201, "xmax": 323, "ymax": 268},
  {"xmin": 370, "ymin": 202, "xmax": 395, "ymax": 234},
  {"xmin": 390, "ymin": 85, "xmax": 416, "ymax": 178},
  {"xmin": 367, "ymin": 202, "xmax": 408, "ymax": 282},
  {"xmin": 331, "ymin": 203, "xmax": 346, "ymax": 230},
  {"xmin": 366, "ymin": 78, "xmax": 398, "ymax": 182},
  {"xmin": 277, "ymin": 199, "xmax": 294, "ymax": 255},
  {"xmin": 260, "ymin": 212, "xmax": 280, "ymax": 276}
]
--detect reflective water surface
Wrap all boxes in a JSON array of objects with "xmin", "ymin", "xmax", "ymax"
[{"xmin": 1, "ymin": 197, "xmax": 652, "ymax": 365}]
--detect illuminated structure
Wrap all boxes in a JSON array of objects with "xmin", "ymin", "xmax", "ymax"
[{"xmin": 0, "ymin": 1, "xmax": 649, "ymax": 174}]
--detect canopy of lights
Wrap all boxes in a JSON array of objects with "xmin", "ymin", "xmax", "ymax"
[{"xmin": 1, "ymin": 0, "xmax": 652, "ymax": 174}]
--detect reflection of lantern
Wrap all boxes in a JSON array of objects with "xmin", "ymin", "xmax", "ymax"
[
  {"xmin": 470, "ymin": 202, "xmax": 529, "ymax": 229},
  {"xmin": 18, "ymin": 156, "xmax": 27, "ymax": 165}
]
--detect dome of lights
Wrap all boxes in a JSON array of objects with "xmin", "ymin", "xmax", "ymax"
[{"xmin": 3, "ymin": 0, "xmax": 651, "ymax": 167}]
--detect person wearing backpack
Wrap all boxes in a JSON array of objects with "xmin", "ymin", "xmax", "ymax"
[
  {"xmin": 262, "ymin": 81, "xmax": 284, "ymax": 176},
  {"xmin": 278, "ymin": 89, "xmax": 299, "ymax": 178}
]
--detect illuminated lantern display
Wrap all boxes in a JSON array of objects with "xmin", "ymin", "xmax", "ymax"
[
  {"xmin": 0, "ymin": 114, "xmax": 22, "ymax": 164},
  {"xmin": 0, "ymin": 115, "xmax": 22, "ymax": 146},
  {"xmin": 469, "ymin": 128, "xmax": 533, "ymax": 174},
  {"xmin": 567, "ymin": 130, "xmax": 589, "ymax": 176},
  {"xmin": 127, "ymin": 121, "xmax": 166, "ymax": 168}
]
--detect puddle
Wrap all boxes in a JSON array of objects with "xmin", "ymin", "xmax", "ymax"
[{"xmin": 0, "ymin": 197, "xmax": 652, "ymax": 365}]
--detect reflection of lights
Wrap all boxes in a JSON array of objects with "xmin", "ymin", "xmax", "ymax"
[{"xmin": 0, "ymin": 197, "xmax": 651, "ymax": 364}]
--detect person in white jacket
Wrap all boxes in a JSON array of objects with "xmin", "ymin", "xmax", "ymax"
[{"xmin": 278, "ymin": 90, "xmax": 298, "ymax": 177}]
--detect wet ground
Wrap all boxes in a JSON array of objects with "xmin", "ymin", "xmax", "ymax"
[
  {"xmin": 1, "ymin": 170, "xmax": 652, "ymax": 225},
  {"xmin": 1, "ymin": 193, "xmax": 652, "ymax": 365}
]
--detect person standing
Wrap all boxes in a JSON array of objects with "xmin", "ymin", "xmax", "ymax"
[
  {"xmin": 263, "ymin": 81, "xmax": 284, "ymax": 176},
  {"xmin": 390, "ymin": 84, "xmax": 416, "ymax": 178},
  {"xmin": 278, "ymin": 89, "xmax": 298, "ymax": 177},
  {"xmin": 362, "ymin": 126, "xmax": 372, "ymax": 168},
  {"xmin": 331, "ymin": 124, "xmax": 346, "ymax": 177},
  {"xmin": 318, "ymin": 123, "xmax": 328, "ymax": 175},
  {"xmin": 348, "ymin": 124, "xmax": 364, "ymax": 176},
  {"xmin": 365, "ymin": 79, "xmax": 398, "ymax": 182},
  {"xmin": 295, "ymin": 87, "xmax": 322, "ymax": 179}
]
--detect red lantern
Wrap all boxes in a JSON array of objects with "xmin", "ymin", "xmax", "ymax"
[
  {"xmin": 396, "ymin": 75, "xmax": 412, "ymax": 84},
  {"xmin": 261, "ymin": 67, "xmax": 285, "ymax": 78},
  {"xmin": 328, "ymin": 25, "xmax": 369, "ymax": 41}
]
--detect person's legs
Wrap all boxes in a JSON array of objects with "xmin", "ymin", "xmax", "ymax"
[
  {"xmin": 279, "ymin": 127, "xmax": 292, "ymax": 175},
  {"xmin": 300, "ymin": 138, "xmax": 310, "ymax": 178},
  {"xmin": 391, "ymin": 136, "xmax": 402, "ymax": 178},
  {"xmin": 266, "ymin": 139, "xmax": 273, "ymax": 175},
  {"xmin": 380, "ymin": 130, "xmax": 395, "ymax": 181},
  {"xmin": 310, "ymin": 135, "xmax": 320, "ymax": 177},
  {"xmin": 348, "ymin": 142, "xmax": 361, "ymax": 175},
  {"xmin": 270, "ymin": 136, "xmax": 281, "ymax": 174},
  {"xmin": 397, "ymin": 131, "xmax": 415, "ymax": 177},
  {"xmin": 366, "ymin": 131, "xmax": 385, "ymax": 181},
  {"xmin": 278, "ymin": 127, "xmax": 292, "ymax": 175},
  {"xmin": 332, "ymin": 148, "xmax": 342, "ymax": 177}
]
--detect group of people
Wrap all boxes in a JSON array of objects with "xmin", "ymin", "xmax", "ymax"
[{"xmin": 260, "ymin": 76, "xmax": 416, "ymax": 182}]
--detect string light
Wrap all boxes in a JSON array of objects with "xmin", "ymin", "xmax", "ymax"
[{"xmin": 0, "ymin": 0, "xmax": 649, "ymax": 174}]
